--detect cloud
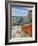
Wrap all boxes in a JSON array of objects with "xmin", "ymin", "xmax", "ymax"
[{"xmin": 11, "ymin": 7, "xmax": 31, "ymax": 16}]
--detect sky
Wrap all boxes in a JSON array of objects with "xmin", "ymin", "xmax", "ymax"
[{"xmin": 11, "ymin": 7, "xmax": 31, "ymax": 16}]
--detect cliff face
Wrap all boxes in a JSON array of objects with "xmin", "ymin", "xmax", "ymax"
[
  {"xmin": 21, "ymin": 10, "xmax": 32, "ymax": 37},
  {"xmin": 21, "ymin": 23, "xmax": 32, "ymax": 37}
]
